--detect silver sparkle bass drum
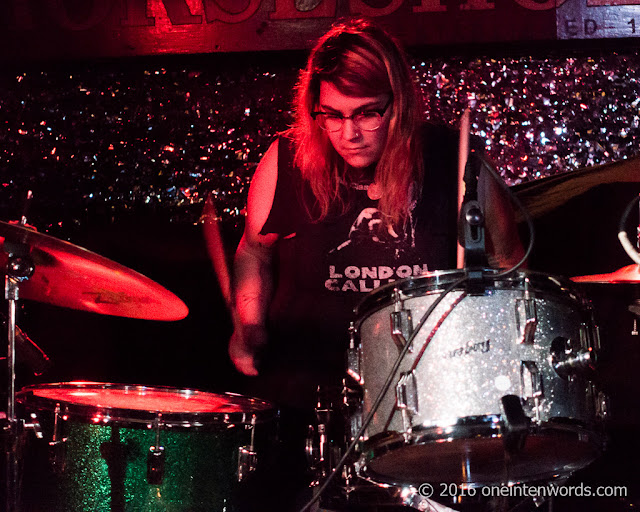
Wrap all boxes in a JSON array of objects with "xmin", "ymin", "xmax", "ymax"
[{"xmin": 350, "ymin": 270, "xmax": 607, "ymax": 488}]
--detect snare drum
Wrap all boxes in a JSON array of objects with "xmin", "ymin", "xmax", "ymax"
[
  {"xmin": 17, "ymin": 382, "xmax": 277, "ymax": 511},
  {"xmin": 352, "ymin": 270, "xmax": 606, "ymax": 488}
]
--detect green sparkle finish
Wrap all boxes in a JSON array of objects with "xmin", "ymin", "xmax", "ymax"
[
  {"xmin": 18, "ymin": 384, "xmax": 277, "ymax": 511},
  {"xmin": 46, "ymin": 421, "xmax": 249, "ymax": 511}
]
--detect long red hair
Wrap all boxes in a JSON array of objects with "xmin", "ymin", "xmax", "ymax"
[{"xmin": 289, "ymin": 18, "xmax": 424, "ymax": 225}]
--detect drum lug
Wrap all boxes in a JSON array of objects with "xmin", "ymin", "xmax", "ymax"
[
  {"xmin": 515, "ymin": 295, "xmax": 537, "ymax": 344},
  {"xmin": 146, "ymin": 415, "xmax": 166, "ymax": 485},
  {"xmin": 306, "ymin": 421, "xmax": 337, "ymax": 484},
  {"xmin": 309, "ymin": 385, "xmax": 345, "ymax": 483},
  {"xmin": 342, "ymin": 378, "xmax": 363, "ymax": 443},
  {"xmin": 49, "ymin": 438, "xmax": 68, "ymax": 474},
  {"xmin": 520, "ymin": 361, "xmax": 543, "ymax": 399},
  {"xmin": 520, "ymin": 360, "xmax": 543, "ymax": 422},
  {"xmin": 238, "ymin": 415, "xmax": 258, "ymax": 482},
  {"xmin": 238, "ymin": 445, "xmax": 258, "ymax": 482},
  {"xmin": 396, "ymin": 371, "xmax": 418, "ymax": 434},
  {"xmin": 596, "ymin": 390, "xmax": 610, "ymax": 421},
  {"xmin": 24, "ymin": 412, "xmax": 43, "ymax": 439},
  {"xmin": 305, "ymin": 425, "xmax": 321, "ymax": 479},
  {"xmin": 48, "ymin": 404, "xmax": 67, "ymax": 474},
  {"xmin": 346, "ymin": 322, "xmax": 363, "ymax": 385},
  {"xmin": 589, "ymin": 383, "xmax": 610, "ymax": 421},
  {"xmin": 347, "ymin": 408, "xmax": 362, "ymax": 444},
  {"xmin": 580, "ymin": 321, "xmax": 600, "ymax": 370},
  {"xmin": 585, "ymin": 320, "xmax": 601, "ymax": 352},
  {"xmin": 147, "ymin": 445, "xmax": 165, "ymax": 485},
  {"xmin": 342, "ymin": 377, "xmax": 363, "ymax": 408},
  {"xmin": 390, "ymin": 288, "xmax": 413, "ymax": 353}
]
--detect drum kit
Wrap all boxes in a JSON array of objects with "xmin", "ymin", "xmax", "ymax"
[
  {"xmin": 0, "ymin": 220, "xmax": 277, "ymax": 512},
  {"xmin": 2, "ymin": 188, "xmax": 640, "ymax": 512},
  {"xmin": 307, "ymin": 270, "xmax": 610, "ymax": 511},
  {"xmin": 302, "ymin": 194, "xmax": 640, "ymax": 511}
]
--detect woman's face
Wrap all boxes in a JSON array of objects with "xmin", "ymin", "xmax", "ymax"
[{"xmin": 317, "ymin": 81, "xmax": 391, "ymax": 170}]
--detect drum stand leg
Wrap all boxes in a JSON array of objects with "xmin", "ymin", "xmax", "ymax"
[
  {"xmin": 3, "ymin": 246, "xmax": 36, "ymax": 512},
  {"xmin": 100, "ymin": 427, "xmax": 127, "ymax": 512},
  {"xmin": 4, "ymin": 280, "xmax": 22, "ymax": 512}
]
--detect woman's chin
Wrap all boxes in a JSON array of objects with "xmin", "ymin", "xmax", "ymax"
[{"xmin": 342, "ymin": 154, "xmax": 375, "ymax": 169}]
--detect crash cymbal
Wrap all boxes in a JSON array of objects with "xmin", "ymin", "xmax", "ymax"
[
  {"xmin": 572, "ymin": 264, "xmax": 640, "ymax": 284},
  {"xmin": 0, "ymin": 221, "xmax": 188, "ymax": 321},
  {"xmin": 513, "ymin": 156, "xmax": 640, "ymax": 220}
]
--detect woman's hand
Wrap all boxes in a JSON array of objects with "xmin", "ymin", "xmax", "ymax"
[{"xmin": 228, "ymin": 323, "xmax": 267, "ymax": 376}]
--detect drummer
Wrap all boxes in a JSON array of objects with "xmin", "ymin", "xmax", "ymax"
[{"xmin": 221, "ymin": 17, "xmax": 523, "ymax": 510}]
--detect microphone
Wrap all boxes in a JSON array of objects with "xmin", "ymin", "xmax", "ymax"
[
  {"xmin": 457, "ymin": 109, "xmax": 488, "ymax": 275},
  {"xmin": 459, "ymin": 149, "xmax": 487, "ymax": 270}
]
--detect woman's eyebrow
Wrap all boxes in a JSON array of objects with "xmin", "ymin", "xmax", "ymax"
[{"xmin": 318, "ymin": 100, "xmax": 383, "ymax": 113}]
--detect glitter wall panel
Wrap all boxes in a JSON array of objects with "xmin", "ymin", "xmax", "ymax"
[
  {"xmin": 0, "ymin": 56, "xmax": 297, "ymax": 238},
  {"xmin": 1, "ymin": 49, "xmax": 639, "ymax": 238}
]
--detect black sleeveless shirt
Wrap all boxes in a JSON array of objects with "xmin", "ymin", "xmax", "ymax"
[{"xmin": 257, "ymin": 123, "xmax": 460, "ymax": 408}]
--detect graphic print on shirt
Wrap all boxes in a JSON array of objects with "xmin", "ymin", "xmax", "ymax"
[
  {"xmin": 330, "ymin": 208, "xmax": 406, "ymax": 253},
  {"xmin": 325, "ymin": 205, "xmax": 429, "ymax": 293}
]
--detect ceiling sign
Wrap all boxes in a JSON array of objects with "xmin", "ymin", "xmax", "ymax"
[
  {"xmin": 2, "ymin": 0, "xmax": 637, "ymax": 60},
  {"xmin": 0, "ymin": 0, "xmax": 558, "ymax": 60},
  {"xmin": 557, "ymin": 0, "xmax": 640, "ymax": 39}
]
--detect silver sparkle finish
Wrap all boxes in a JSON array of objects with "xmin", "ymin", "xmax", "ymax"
[{"xmin": 353, "ymin": 270, "xmax": 604, "ymax": 487}]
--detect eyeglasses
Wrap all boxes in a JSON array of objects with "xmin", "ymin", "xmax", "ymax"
[{"xmin": 311, "ymin": 96, "xmax": 392, "ymax": 133}]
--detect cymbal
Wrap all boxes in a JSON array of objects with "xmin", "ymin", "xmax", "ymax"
[
  {"xmin": 0, "ymin": 221, "xmax": 188, "ymax": 321},
  {"xmin": 572, "ymin": 264, "xmax": 640, "ymax": 284},
  {"xmin": 513, "ymin": 156, "xmax": 640, "ymax": 220}
]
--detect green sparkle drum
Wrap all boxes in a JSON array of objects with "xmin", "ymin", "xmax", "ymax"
[{"xmin": 18, "ymin": 382, "xmax": 277, "ymax": 512}]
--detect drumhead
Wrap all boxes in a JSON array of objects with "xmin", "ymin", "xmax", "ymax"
[
  {"xmin": 355, "ymin": 269, "xmax": 585, "ymax": 320},
  {"xmin": 17, "ymin": 382, "xmax": 276, "ymax": 428}
]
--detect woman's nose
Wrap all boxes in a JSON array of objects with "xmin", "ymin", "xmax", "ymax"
[{"xmin": 341, "ymin": 118, "xmax": 361, "ymax": 140}]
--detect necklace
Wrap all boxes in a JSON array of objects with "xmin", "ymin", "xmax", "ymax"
[{"xmin": 349, "ymin": 181, "xmax": 382, "ymax": 200}]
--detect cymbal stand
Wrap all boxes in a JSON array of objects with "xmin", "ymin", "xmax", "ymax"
[{"xmin": 3, "ymin": 242, "xmax": 34, "ymax": 512}]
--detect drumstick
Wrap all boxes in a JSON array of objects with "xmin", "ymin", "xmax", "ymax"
[
  {"xmin": 201, "ymin": 193, "xmax": 233, "ymax": 309},
  {"xmin": 457, "ymin": 108, "xmax": 470, "ymax": 269}
]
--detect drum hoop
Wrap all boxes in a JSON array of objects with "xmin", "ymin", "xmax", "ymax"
[
  {"xmin": 360, "ymin": 418, "xmax": 603, "ymax": 488},
  {"xmin": 363, "ymin": 416, "xmax": 603, "ymax": 452},
  {"xmin": 354, "ymin": 269, "xmax": 586, "ymax": 321},
  {"xmin": 16, "ymin": 382, "xmax": 277, "ymax": 428}
]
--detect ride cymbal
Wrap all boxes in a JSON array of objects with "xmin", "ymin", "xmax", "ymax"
[
  {"xmin": 0, "ymin": 221, "xmax": 188, "ymax": 321},
  {"xmin": 572, "ymin": 264, "xmax": 640, "ymax": 284}
]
